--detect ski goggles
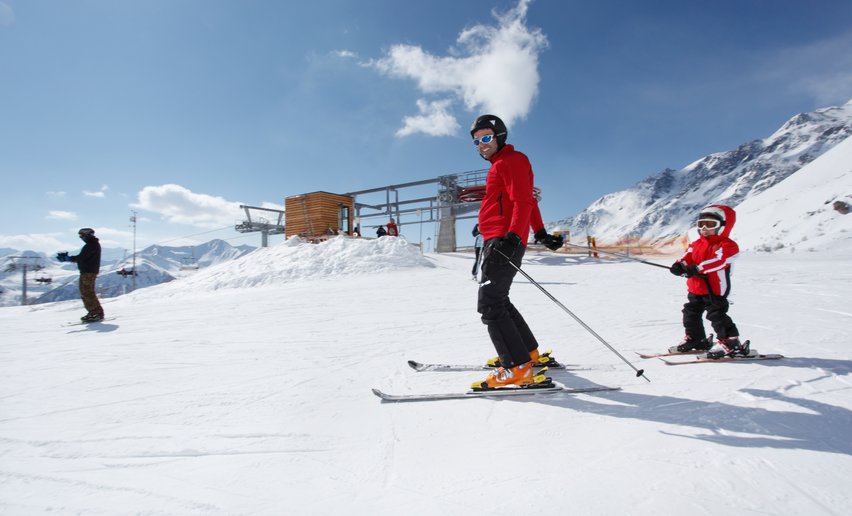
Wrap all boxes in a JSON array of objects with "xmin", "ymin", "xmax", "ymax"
[
  {"xmin": 697, "ymin": 219, "xmax": 722, "ymax": 230},
  {"xmin": 472, "ymin": 134, "xmax": 495, "ymax": 146}
]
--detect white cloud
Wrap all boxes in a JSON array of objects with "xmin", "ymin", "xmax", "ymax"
[
  {"xmin": 368, "ymin": 0, "xmax": 547, "ymax": 136},
  {"xmin": 83, "ymin": 185, "xmax": 110, "ymax": 198},
  {"xmin": 131, "ymin": 184, "xmax": 244, "ymax": 229},
  {"xmin": 88, "ymin": 226, "xmax": 132, "ymax": 249},
  {"xmin": 260, "ymin": 201, "xmax": 286, "ymax": 212},
  {"xmin": 758, "ymin": 30, "xmax": 852, "ymax": 107},
  {"xmin": 333, "ymin": 50, "xmax": 358, "ymax": 59},
  {"xmin": 46, "ymin": 191, "xmax": 66, "ymax": 198},
  {"xmin": 0, "ymin": 2, "xmax": 14, "ymax": 27},
  {"xmin": 0, "ymin": 233, "xmax": 65, "ymax": 254},
  {"xmin": 0, "ymin": 226, "xmax": 133, "ymax": 254},
  {"xmin": 46, "ymin": 210, "xmax": 77, "ymax": 221},
  {"xmin": 396, "ymin": 99, "xmax": 460, "ymax": 137}
]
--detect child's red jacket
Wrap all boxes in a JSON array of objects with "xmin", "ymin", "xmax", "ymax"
[{"xmin": 677, "ymin": 205, "xmax": 739, "ymax": 296}]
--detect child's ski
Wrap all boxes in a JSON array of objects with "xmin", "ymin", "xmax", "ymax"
[
  {"xmin": 660, "ymin": 353, "xmax": 784, "ymax": 365},
  {"xmin": 635, "ymin": 350, "xmax": 705, "ymax": 359}
]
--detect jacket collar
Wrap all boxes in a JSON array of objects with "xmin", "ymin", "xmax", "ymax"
[{"xmin": 488, "ymin": 143, "xmax": 514, "ymax": 163}]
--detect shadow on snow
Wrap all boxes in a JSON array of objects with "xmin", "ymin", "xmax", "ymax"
[{"xmin": 534, "ymin": 356, "xmax": 852, "ymax": 456}]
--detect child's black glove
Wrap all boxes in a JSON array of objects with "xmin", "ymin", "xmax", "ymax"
[
  {"xmin": 669, "ymin": 262, "xmax": 685, "ymax": 276},
  {"xmin": 670, "ymin": 262, "xmax": 700, "ymax": 277}
]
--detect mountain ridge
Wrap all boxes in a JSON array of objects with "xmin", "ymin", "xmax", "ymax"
[{"xmin": 549, "ymin": 100, "xmax": 852, "ymax": 248}]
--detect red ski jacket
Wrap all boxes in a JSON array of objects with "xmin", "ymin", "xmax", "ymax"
[
  {"xmin": 677, "ymin": 205, "xmax": 739, "ymax": 296},
  {"xmin": 478, "ymin": 144, "xmax": 545, "ymax": 244}
]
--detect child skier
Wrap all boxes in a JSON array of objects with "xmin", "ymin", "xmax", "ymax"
[{"xmin": 669, "ymin": 204, "xmax": 749, "ymax": 359}]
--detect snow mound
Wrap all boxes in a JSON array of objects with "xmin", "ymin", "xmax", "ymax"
[{"xmin": 147, "ymin": 236, "xmax": 432, "ymax": 293}]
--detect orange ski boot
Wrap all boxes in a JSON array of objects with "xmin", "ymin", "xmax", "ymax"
[
  {"xmin": 486, "ymin": 348, "xmax": 543, "ymax": 368},
  {"xmin": 471, "ymin": 362, "xmax": 535, "ymax": 390}
]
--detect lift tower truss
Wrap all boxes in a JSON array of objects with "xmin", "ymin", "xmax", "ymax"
[{"xmin": 235, "ymin": 205, "xmax": 286, "ymax": 247}]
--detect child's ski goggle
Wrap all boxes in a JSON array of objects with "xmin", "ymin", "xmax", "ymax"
[{"xmin": 697, "ymin": 219, "xmax": 721, "ymax": 230}]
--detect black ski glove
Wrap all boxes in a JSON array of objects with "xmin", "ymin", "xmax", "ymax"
[
  {"xmin": 670, "ymin": 262, "xmax": 699, "ymax": 278},
  {"xmin": 485, "ymin": 232, "xmax": 523, "ymax": 271},
  {"xmin": 534, "ymin": 229, "xmax": 564, "ymax": 251},
  {"xmin": 683, "ymin": 265, "xmax": 700, "ymax": 278},
  {"xmin": 56, "ymin": 252, "xmax": 69, "ymax": 263}
]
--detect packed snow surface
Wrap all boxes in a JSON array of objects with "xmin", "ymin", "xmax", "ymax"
[{"xmin": 1, "ymin": 237, "xmax": 850, "ymax": 515}]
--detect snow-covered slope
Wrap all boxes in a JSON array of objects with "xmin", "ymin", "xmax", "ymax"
[
  {"xmin": 1, "ymin": 237, "xmax": 849, "ymax": 515},
  {"xmin": 550, "ymin": 100, "xmax": 852, "ymax": 246},
  {"xmin": 136, "ymin": 235, "xmax": 431, "ymax": 297},
  {"xmin": 734, "ymin": 135, "xmax": 852, "ymax": 252}
]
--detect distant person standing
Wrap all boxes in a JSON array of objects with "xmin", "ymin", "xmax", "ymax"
[
  {"xmin": 471, "ymin": 224, "xmax": 484, "ymax": 281},
  {"xmin": 376, "ymin": 225, "xmax": 387, "ymax": 237},
  {"xmin": 386, "ymin": 218, "xmax": 399, "ymax": 237},
  {"xmin": 57, "ymin": 228, "xmax": 104, "ymax": 322}
]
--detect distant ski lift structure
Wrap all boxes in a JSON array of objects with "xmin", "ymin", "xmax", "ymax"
[
  {"xmin": 235, "ymin": 204, "xmax": 286, "ymax": 247},
  {"xmin": 180, "ymin": 256, "xmax": 199, "ymax": 271},
  {"xmin": 116, "ymin": 268, "xmax": 137, "ymax": 278},
  {"xmin": 5, "ymin": 255, "xmax": 45, "ymax": 305},
  {"xmin": 345, "ymin": 168, "xmax": 488, "ymax": 252},
  {"xmin": 260, "ymin": 166, "xmax": 489, "ymax": 252}
]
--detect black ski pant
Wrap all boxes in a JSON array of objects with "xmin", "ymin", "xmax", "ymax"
[
  {"xmin": 682, "ymin": 292, "xmax": 739, "ymax": 341},
  {"xmin": 477, "ymin": 240, "xmax": 539, "ymax": 368}
]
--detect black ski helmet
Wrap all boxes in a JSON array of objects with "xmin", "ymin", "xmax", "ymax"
[
  {"xmin": 78, "ymin": 227, "xmax": 95, "ymax": 237},
  {"xmin": 470, "ymin": 114, "xmax": 508, "ymax": 149}
]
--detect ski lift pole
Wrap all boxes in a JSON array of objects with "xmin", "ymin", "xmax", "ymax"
[
  {"xmin": 495, "ymin": 249, "xmax": 650, "ymax": 382},
  {"xmin": 562, "ymin": 242, "xmax": 670, "ymax": 271}
]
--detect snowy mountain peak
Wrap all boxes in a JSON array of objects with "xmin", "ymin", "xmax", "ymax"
[{"xmin": 550, "ymin": 100, "xmax": 852, "ymax": 249}]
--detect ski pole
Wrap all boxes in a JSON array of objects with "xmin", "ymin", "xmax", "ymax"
[
  {"xmin": 562, "ymin": 242, "xmax": 670, "ymax": 270},
  {"xmin": 496, "ymin": 249, "xmax": 650, "ymax": 382}
]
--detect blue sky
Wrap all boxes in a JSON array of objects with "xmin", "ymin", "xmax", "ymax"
[{"xmin": 2, "ymin": 0, "xmax": 851, "ymax": 254}]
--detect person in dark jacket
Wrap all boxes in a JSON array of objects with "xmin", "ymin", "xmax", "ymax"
[
  {"xmin": 57, "ymin": 227, "xmax": 104, "ymax": 322},
  {"xmin": 468, "ymin": 114, "xmax": 563, "ymax": 390},
  {"xmin": 471, "ymin": 224, "xmax": 484, "ymax": 281}
]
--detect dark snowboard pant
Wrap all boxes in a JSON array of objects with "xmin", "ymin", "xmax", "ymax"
[
  {"xmin": 477, "ymin": 240, "xmax": 539, "ymax": 368},
  {"xmin": 682, "ymin": 292, "xmax": 738, "ymax": 341},
  {"xmin": 79, "ymin": 272, "xmax": 103, "ymax": 316}
]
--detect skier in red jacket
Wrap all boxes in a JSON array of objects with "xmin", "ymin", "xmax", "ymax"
[
  {"xmin": 669, "ymin": 204, "xmax": 749, "ymax": 359},
  {"xmin": 469, "ymin": 114, "xmax": 563, "ymax": 390}
]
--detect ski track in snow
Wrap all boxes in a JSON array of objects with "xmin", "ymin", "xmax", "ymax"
[{"xmin": 1, "ymin": 238, "xmax": 851, "ymax": 515}]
